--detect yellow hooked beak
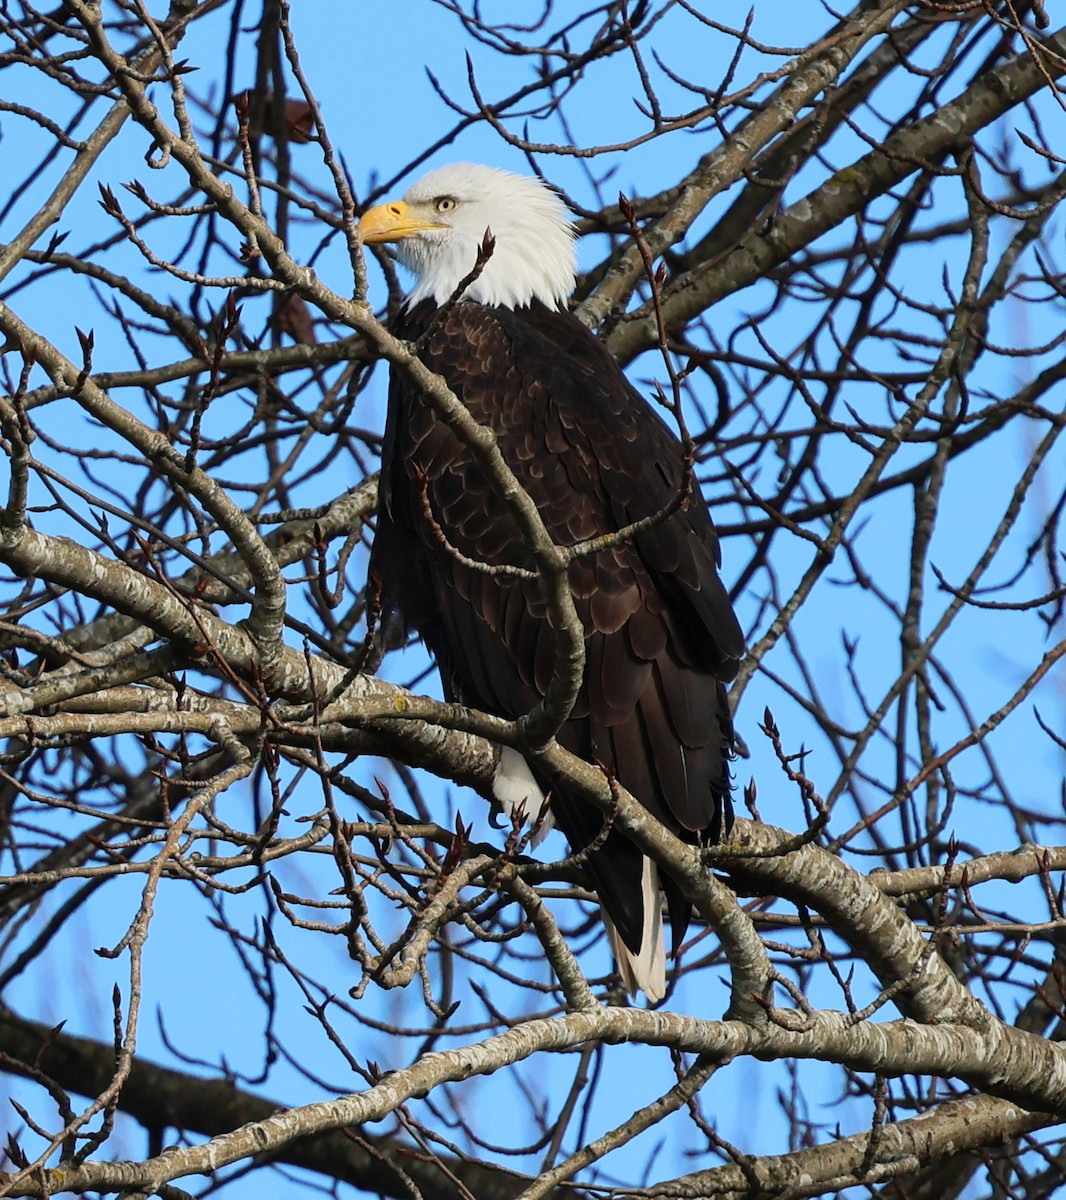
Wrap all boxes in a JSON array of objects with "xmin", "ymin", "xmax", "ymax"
[{"xmin": 359, "ymin": 200, "xmax": 445, "ymax": 244}]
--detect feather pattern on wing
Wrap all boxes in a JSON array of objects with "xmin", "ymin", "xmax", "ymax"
[{"xmin": 371, "ymin": 296, "xmax": 744, "ymax": 986}]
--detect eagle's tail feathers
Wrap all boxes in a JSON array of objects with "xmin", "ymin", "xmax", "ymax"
[{"xmin": 603, "ymin": 857, "xmax": 666, "ymax": 1003}]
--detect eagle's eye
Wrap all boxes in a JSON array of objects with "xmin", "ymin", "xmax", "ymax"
[{"xmin": 434, "ymin": 196, "xmax": 458, "ymax": 214}]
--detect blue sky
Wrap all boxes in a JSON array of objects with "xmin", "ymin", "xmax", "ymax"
[{"xmin": 2, "ymin": 3, "xmax": 1064, "ymax": 1194}]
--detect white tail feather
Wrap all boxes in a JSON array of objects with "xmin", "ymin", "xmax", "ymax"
[
  {"xmin": 602, "ymin": 857, "xmax": 666, "ymax": 1003},
  {"xmin": 494, "ymin": 750, "xmax": 666, "ymax": 1000}
]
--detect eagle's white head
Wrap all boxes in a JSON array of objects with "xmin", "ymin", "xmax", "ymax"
[{"xmin": 359, "ymin": 163, "xmax": 577, "ymax": 310}]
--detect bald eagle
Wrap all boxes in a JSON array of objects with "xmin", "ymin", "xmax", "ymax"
[{"xmin": 360, "ymin": 163, "xmax": 743, "ymax": 1001}]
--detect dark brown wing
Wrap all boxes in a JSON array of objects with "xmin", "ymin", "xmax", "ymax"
[{"xmin": 370, "ymin": 298, "xmax": 744, "ymax": 955}]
